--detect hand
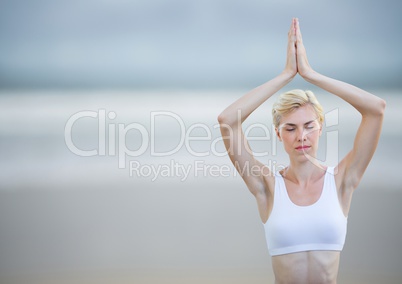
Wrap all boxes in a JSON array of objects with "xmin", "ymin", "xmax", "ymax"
[
  {"xmin": 283, "ymin": 18, "xmax": 297, "ymax": 78},
  {"xmin": 295, "ymin": 18, "xmax": 315, "ymax": 79}
]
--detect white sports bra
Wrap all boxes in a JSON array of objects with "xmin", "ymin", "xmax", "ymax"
[{"xmin": 263, "ymin": 166, "xmax": 348, "ymax": 256}]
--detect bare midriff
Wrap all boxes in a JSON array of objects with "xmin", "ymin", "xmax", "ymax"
[{"xmin": 271, "ymin": 250, "xmax": 340, "ymax": 284}]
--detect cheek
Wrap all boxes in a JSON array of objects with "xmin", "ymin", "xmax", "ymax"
[
  {"xmin": 307, "ymin": 131, "xmax": 321, "ymax": 143},
  {"xmin": 280, "ymin": 132, "xmax": 294, "ymax": 144}
]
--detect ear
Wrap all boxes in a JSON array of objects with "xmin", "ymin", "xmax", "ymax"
[
  {"xmin": 275, "ymin": 127, "xmax": 282, "ymax": 142},
  {"xmin": 319, "ymin": 124, "xmax": 323, "ymax": 136}
]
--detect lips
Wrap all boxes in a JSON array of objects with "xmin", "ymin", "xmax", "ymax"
[{"xmin": 295, "ymin": 145, "xmax": 311, "ymax": 150}]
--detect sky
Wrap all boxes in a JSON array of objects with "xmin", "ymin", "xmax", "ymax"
[{"xmin": 0, "ymin": 0, "xmax": 401, "ymax": 89}]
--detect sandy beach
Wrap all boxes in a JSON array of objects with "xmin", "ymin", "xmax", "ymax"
[{"xmin": 0, "ymin": 89, "xmax": 401, "ymax": 283}]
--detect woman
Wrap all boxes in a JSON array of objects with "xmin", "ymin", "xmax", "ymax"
[{"xmin": 217, "ymin": 18, "xmax": 385, "ymax": 284}]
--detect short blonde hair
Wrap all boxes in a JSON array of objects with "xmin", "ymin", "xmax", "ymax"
[{"xmin": 272, "ymin": 89, "xmax": 324, "ymax": 128}]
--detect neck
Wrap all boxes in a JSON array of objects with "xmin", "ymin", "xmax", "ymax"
[{"xmin": 284, "ymin": 159, "xmax": 326, "ymax": 185}]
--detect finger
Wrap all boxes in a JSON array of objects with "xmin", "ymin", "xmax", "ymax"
[
  {"xmin": 288, "ymin": 18, "xmax": 296, "ymax": 43},
  {"xmin": 288, "ymin": 18, "xmax": 294, "ymax": 38},
  {"xmin": 296, "ymin": 18, "xmax": 303, "ymax": 43}
]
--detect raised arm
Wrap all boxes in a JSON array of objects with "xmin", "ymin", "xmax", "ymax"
[
  {"xmin": 218, "ymin": 18, "xmax": 298, "ymax": 126},
  {"xmin": 295, "ymin": 18, "xmax": 386, "ymax": 190},
  {"xmin": 217, "ymin": 19, "xmax": 298, "ymax": 200}
]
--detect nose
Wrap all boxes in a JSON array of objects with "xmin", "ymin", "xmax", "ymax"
[{"xmin": 297, "ymin": 128, "xmax": 307, "ymax": 142}]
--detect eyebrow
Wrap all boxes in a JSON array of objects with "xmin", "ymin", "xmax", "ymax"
[{"xmin": 282, "ymin": 120, "xmax": 316, "ymax": 127}]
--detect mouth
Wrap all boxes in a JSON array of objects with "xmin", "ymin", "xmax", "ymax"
[{"xmin": 295, "ymin": 145, "xmax": 311, "ymax": 151}]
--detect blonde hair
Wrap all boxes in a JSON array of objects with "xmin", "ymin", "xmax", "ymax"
[{"xmin": 272, "ymin": 89, "xmax": 324, "ymax": 128}]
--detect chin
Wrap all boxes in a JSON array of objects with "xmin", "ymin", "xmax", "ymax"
[{"xmin": 292, "ymin": 150, "xmax": 319, "ymax": 163}]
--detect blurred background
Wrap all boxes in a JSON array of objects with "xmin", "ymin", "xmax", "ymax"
[{"xmin": 0, "ymin": 0, "xmax": 401, "ymax": 283}]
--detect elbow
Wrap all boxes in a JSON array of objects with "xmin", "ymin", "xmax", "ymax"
[
  {"xmin": 366, "ymin": 97, "xmax": 386, "ymax": 117},
  {"xmin": 380, "ymin": 98, "xmax": 387, "ymax": 112},
  {"xmin": 217, "ymin": 113, "xmax": 233, "ymax": 125},
  {"xmin": 217, "ymin": 114, "xmax": 238, "ymax": 130},
  {"xmin": 217, "ymin": 114, "xmax": 226, "ymax": 124},
  {"xmin": 361, "ymin": 98, "xmax": 386, "ymax": 118},
  {"xmin": 218, "ymin": 109, "xmax": 243, "ymax": 126},
  {"xmin": 377, "ymin": 98, "xmax": 386, "ymax": 116}
]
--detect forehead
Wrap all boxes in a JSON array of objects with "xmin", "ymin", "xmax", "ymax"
[{"xmin": 280, "ymin": 105, "xmax": 318, "ymax": 125}]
